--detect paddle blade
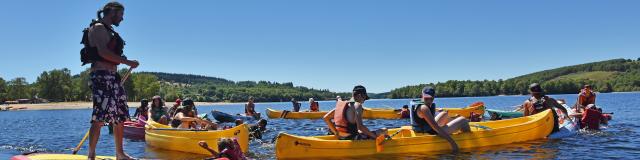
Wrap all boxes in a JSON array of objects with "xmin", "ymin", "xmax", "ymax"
[{"xmin": 375, "ymin": 135, "xmax": 385, "ymax": 152}]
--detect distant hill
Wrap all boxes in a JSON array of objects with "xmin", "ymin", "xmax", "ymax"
[
  {"xmin": 137, "ymin": 72, "xmax": 345, "ymax": 102},
  {"xmin": 387, "ymin": 58, "xmax": 640, "ymax": 98}
]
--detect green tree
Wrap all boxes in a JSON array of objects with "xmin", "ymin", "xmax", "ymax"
[
  {"xmin": 36, "ymin": 68, "xmax": 73, "ymax": 101},
  {"xmin": 0, "ymin": 77, "xmax": 7, "ymax": 102},
  {"xmin": 7, "ymin": 77, "xmax": 30, "ymax": 100},
  {"xmin": 132, "ymin": 73, "xmax": 160, "ymax": 101}
]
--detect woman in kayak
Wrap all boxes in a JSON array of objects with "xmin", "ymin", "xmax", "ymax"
[
  {"xmin": 147, "ymin": 96, "xmax": 169, "ymax": 125},
  {"xmin": 412, "ymin": 86, "xmax": 470, "ymax": 153}
]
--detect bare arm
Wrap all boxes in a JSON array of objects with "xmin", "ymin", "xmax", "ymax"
[
  {"xmin": 522, "ymin": 101, "xmax": 531, "ymax": 116},
  {"xmin": 323, "ymin": 109, "xmax": 338, "ymax": 136},
  {"xmin": 418, "ymin": 105, "xmax": 459, "ymax": 152},
  {"xmin": 90, "ymin": 24, "xmax": 138, "ymax": 67},
  {"xmin": 354, "ymin": 104, "xmax": 376, "ymax": 138}
]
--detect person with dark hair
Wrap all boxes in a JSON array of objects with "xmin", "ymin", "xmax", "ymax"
[
  {"xmin": 323, "ymin": 85, "xmax": 387, "ymax": 140},
  {"xmin": 245, "ymin": 97, "xmax": 259, "ymax": 118},
  {"xmin": 147, "ymin": 96, "xmax": 168, "ymax": 125},
  {"xmin": 84, "ymin": 2, "xmax": 138, "ymax": 159},
  {"xmin": 199, "ymin": 138, "xmax": 247, "ymax": 160},
  {"xmin": 248, "ymin": 119, "xmax": 268, "ymax": 139},
  {"xmin": 133, "ymin": 99, "xmax": 149, "ymax": 120},
  {"xmin": 577, "ymin": 84, "xmax": 597, "ymax": 109},
  {"xmin": 398, "ymin": 105, "xmax": 410, "ymax": 119},
  {"xmin": 291, "ymin": 98, "xmax": 301, "ymax": 112},
  {"xmin": 171, "ymin": 98, "xmax": 215, "ymax": 129},
  {"xmin": 521, "ymin": 83, "xmax": 570, "ymax": 133}
]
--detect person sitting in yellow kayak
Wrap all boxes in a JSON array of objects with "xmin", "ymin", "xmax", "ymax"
[
  {"xmin": 198, "ymin": 138, "xmax": 247, "ymax": 160},
  {"xmin": 307, "ymin": 98, "xmax": 320, "ymax": 112},
  {"xmin": 412, "ymin": 86, "xmax": 471, "ymax": 152},
  {"xmin": 171, "ymin": 98, "xmax": 216, "ymax": 129},
  {"xmin": 245, "ymin": 96, "xmax": 260, "ymax": 118},
  {"xmin": 323, "ymin": 85, "xmax": 387, "ymax": 140},
  {"xmin": 522, "ymin": 83, "xmax": 570, "ymax": 133},
  {"xmin": 290, "ymin": 98, "xmax": 301, "ymax": 112},
  {"xmin": 147, "ymin": 96, "xmax": 169, "ymax": 125},
  {"xmin": 397, "ymin": 105, "xmax": 410, "ymax": 119}
]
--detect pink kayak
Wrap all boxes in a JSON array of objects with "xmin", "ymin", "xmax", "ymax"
[{"xmin": 123, "ymin": 121, "xmax": 145, "ymax": 140}]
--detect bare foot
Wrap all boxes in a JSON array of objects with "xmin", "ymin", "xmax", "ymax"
[
  {"xmin": 87, "ymin": 151, "xmax": 96, "ymax": 160},
  {"xmin": 116, "ymin": 152, "xmax": 136, "ymax": 160}
]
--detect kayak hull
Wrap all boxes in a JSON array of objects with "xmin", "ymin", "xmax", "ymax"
[
  {"xmin": 210, "ymin": 110, "xmax": 256, "ymax": 123},
  {"xmin": 267, "ymin": 102, "xmax": 485, "ymax": 119},
  {"xmin": 145, "ymin": 120, "xmax": 249, "ymax": 155},
  {"xmin": 275, "ymin": 109, "xmax": 554, "ymax": 159}
]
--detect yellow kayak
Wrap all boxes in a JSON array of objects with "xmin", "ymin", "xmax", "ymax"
[
  {"xmin": 144, "ymin": 120, "xmax": 249, "ymax": 155},
  {"xmin": 266, "ymin": 102, "xmax": 485, "ymax": 119},
  {"xmin": 11, "ymin": 154, "xmax": 115, "ymax": 160},
  {"xmin": 275, "ymin": 109, "xmax": 554, "ymax": 159}
]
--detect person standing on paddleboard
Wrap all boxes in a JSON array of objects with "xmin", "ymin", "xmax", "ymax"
[{"xmin": 82, "ymin": 2, "xmax": 138, "ymax": 159}]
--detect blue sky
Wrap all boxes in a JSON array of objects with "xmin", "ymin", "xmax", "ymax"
[{"xmin": 1, "ymin": 1, "xmax": 638, "ymax": 93}]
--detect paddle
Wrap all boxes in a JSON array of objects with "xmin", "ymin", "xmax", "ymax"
[
  {"xmin": 375, "ymin": 129, "xmax": 406, "ymax": 152},
  {"xmin": 72, "ymin": 67, "xmax": 134, "ymax": 155}
]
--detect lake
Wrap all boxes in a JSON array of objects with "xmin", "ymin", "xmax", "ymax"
[{"xmin": 1, "ymin": 92, "xmax": 639, "ymax": 159}]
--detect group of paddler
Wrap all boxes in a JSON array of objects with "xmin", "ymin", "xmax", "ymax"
[{"xmin": 17, "ymin": 1, "xmax": 609, "ymax": 159}]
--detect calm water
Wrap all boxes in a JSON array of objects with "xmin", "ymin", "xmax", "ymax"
[{"xmin": 1, "ymin": 92, "xmax": 639, "ymax": 159}]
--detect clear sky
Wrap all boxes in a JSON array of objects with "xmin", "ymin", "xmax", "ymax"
[{"xmin": 1, "ymin": 0, "xmax": 638, "ymax": 93}]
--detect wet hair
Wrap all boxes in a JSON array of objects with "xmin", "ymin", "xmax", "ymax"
[
  {"xmin": 402, "ymin": 105, "xmax": 409, "ymax": 108},
  {"xmin": 97, "ymin": 2, "xmax": 124, "ymax": 20},
  {"xmin": 258, "ymin": 119, "xmax": 268, "ymax": 127},
  {"xmin": 218, "ymin": 138, "xmax": 234, "ymax": 151}
]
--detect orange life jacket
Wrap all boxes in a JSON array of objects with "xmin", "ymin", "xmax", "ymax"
[
  {"xmin": 578, "ymin": 89, "xmax": 596, "ymax": 106},
  {"xmin": 310, "ymin": 102, "xmax": 320, "ymax": 112},
  {"xmin": 334, "ymin": 101, "xmax": 357, "ymax": 135}
]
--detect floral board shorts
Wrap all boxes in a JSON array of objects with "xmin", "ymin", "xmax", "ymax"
[{"xmin": 90, "ymin": 70, "xmax": 130, "ymax": 124}]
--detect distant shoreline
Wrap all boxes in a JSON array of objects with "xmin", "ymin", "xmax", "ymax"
[{"xmin": 0, "ymin": 101, "xmax": 238, "ymax": 111}]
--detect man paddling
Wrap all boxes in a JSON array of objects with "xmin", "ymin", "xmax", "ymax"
[
  {"xmin": 323, "ymin": 85, "xmax": 387, "ymax": 140},
  {"xmin": 522, "ymin": 83, "xmax": 570, "ymax": 133},
  {"xmin": 412, "ymin": 86, "xmax": 471, "ymax": 152},
  {"xmin": 84, "ymin": 2, "xmax": 138, "ymax": 159}
]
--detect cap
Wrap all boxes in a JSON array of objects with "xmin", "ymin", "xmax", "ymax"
[
  {"xmin": 182, "ymin": 98, "xmax": 194, "ymax": 106},
  {"xmin": 352, "ymin": 85, "xmax": 370, "ymax": 100},
  {"xmin": 529, "ymin": 83, "xmax": 543, "ymax": 93},
  {"xmin": 422, "ymin": 86, "xmax": 435, "ymax": 98},
  {"xmin": 175, "ymin": 98, "xmax": 182, "ymax": 105}
]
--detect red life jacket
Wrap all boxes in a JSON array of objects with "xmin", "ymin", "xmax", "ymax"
[
  {"xmin": 310, "ymin": 102, "xmax": 319, "ymax": 112},
  {"xmin": 581, "ymin": 108, "xmax": 601, "ymax": 130},
  {"xmin": 334, "ymin": 101, "xmax": 357, "ymax": 135}
]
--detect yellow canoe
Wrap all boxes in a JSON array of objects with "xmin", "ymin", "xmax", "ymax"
[
  {"xmin": 275, "ymin": 109, "xmax": 554, "ymax": 159},
  {"xmin": 266, "ymin": 102, "xmax": 485, "ymax": 119},
  {"xmin": 10, "ymin": 154, "xmax": 115, "ymax": 160},
  {"xmin": 144, "ymin": 120, "xmax": 250, "ymax": 155}
]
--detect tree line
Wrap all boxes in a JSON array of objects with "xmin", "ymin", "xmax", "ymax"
[
  {"xmin": 387, "ymin": 58, "xmax": 640, "ymax": 98},
  {"xmin": 0, "ymin": 69, "xmax": 345, "ymax": 103}
]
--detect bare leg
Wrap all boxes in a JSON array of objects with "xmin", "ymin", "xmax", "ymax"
[
  {"xmin": 88, "ymin": 121, "xmax": 103, "ymax": 159},
  {"xmin": 113, "ymin": 123, "xmax": 134, "ymax": 159},
  {"xmin": 443, "ymin": 117, "xmax": 471, "ymax": 134},
  {"xmin": 435, "ymin": 111, "xmax": 450, "ymax": 127}
]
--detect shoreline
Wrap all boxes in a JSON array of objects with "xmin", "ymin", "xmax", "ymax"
[{"xmin": 0, "ymin": 101, "xmax": 239, "ymax": 111}]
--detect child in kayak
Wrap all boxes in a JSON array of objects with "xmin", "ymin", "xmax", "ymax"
[
  {"xmin": 397, "ymin": 105, "xmax": 410, "ymax": 119},
  {"xmin": 133, "ymin": 99, "xmax": 149, "ymax": 120},
  {"xmin": 199, "ymin": 138, "xmax": 247, "ymax": 160},
  {"xmin": 147, "ymin": 96, "xmax": 169, "ymax": 125},
  {"xmin": 323, "ymin": 85, "xmax": 388, "ymax": 140},
  {"xmin": 172, "ymin": 98, "xmax": 217, "ymax": 129}
]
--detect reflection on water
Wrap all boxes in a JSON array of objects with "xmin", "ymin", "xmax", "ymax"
[{"xmin": 1, "ymin": 92, "xmax": 639, "ymax": 159}]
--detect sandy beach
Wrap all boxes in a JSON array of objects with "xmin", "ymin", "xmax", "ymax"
[{"xmin": 0, "ymin": 101, "xmax": 234, "ymax": 111}]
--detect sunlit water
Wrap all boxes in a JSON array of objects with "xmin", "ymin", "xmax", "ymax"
[{"xmin": 1, "ymin": 92, "xmax": 639, "ymax": 159}]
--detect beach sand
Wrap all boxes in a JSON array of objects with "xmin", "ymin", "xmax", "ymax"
[{"xmin": 0, "ymin": 101, "xmax": 232, "ymax": 111}]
